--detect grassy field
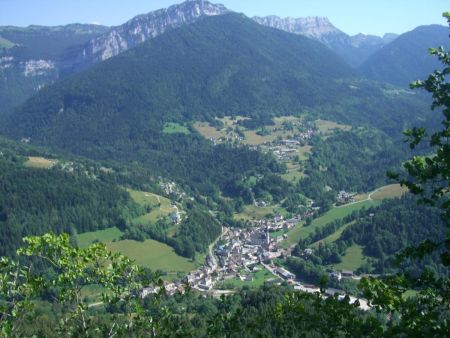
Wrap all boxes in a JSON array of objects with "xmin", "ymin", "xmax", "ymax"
[
  {"xmin": 371, "ymin": 184, "xmax": 408, "ymax": 200},
  {"xmin": 193, "ymin": 116, "xmax": 247, "ymax": 140},
  {"xmin": 128, "ymin": 189, "xmax": 162, "ymax": 207},
  {"xmin": 76, "ymin": 228, "xmax": 200, "ymax": 275},
  {"xmin": 282, "ymin": 200, "xmax": 380, "ymax": 248},
  {"xmin": 280, "ymin": 146, "xmax": 311, "ymax": 183},
  {"xmin": 218, "ymin": 267, "xmax": 277, "ymax": 289},
  {"xmin": 281, "ymin": 168, "xmax": 305, "ymax": 183},
  {"xmin": 235, "ymin": 205, "xmax": 289, "ymax": 221},
  {"xmin": 294, "ymin": 145, "xmax": 313, "ymax": 160},
  {"xmin": 354, "ymin": 193, "xmax": 369, "ymax": 202},
  {"xmin": 193, "ymin": 122, "xmax": 223, "ymax": 139},
  {"xmin": 76, "ymin": 227, "xmax": 123, "ymax": 249},
  {"xmin": 194, "ymin": 115, "xmax": 310, "ymax": 146},
  {"xmin": 128, "ymin": 189, "xmax": 177, "ymax": 226},
  {"xmin": 24, "ymin": 156, "xmax": 56, "ymax": 169},
  {"xmin": 235, "ymin": 205, "xmax": 276, "ymax": 221},
  {"xmin": 163, "ymin": 122, "xmax": 190, "ymax": 135},
  {"xmin": 242, "ymin": 130, "xmax": 279, "ymax": 145},
  {"xmin": 316, "ymin": 119, "xmax": 352, "ymax": 134},
  {"xmin": 217, "ymin": 116, "xmax": 249, "ymax": 127},
  {"xmin": 0, "ymin": 36, "xmax": 15, "ymax": 49},
  {"xmin": 273, "ymin": 116, "xmax": 302, "ymax": 124},
  {"xmin": 332, "ymin": 245, "xmax": 365, "ymax": 272},
  {"xmin": 107, "ymin": 239, "xmax": 198, "ymax": 273},
  {"xmin": 310, "ymin": 221, "xmax": 356, "ymax": 248}
]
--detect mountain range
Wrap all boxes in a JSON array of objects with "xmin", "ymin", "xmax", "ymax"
[
  {"xmin": 0, "ymin": 24, "xmax": 108, "ymax": 115},
  {"xmin": 252, "ymin": 15, "xmax": 398, "ymax": 67},
  {"xmin": 1, "ymin": 0, "xmax": 445, "ymax": 117},
  {"xmin": 4, "ymin": 11, "xmax": 429, "ymax": 140},
  {"xmin": 0, "ymin": 0, "xmax": 447, "ymax": 316},
  {"xmin": 359, "ymin": 24, "xmax": 450, "ymax": 86}
]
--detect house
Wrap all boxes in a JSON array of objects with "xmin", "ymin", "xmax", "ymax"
[
  {"xmin": 140, "ymin": 286, "xmax": 160, "ymax": 298},
  {"xmin": 170, "ymin": 211, "xmax": 181, "ymax": 224},
  {"xmin": 198, "ymin": 277, "xmax": 213, "ymax": 291},
  {"xmin": 281, "ymin": 139, "xmax": 300, "ymax": 146},
  {"xmin": 330, "ymin": 271, "xmax": 342, "ymax": 281},
  {"xmin": 276, "ymin": 267, "xmax": 296, "ymax": 280},
  {"xmin": 341, "ymin": 270, "xmax": 354, "ymax": 278},
  {"xmin": 165, "ymin": 283, "xmax": 178, "ymax": 296},
  {"xmin": 274, "ymin": 214, "xmax": 284, "ymax": 223},
  {"xmin": 255, "ymin": 200, "xmax": 267, "ymax": 207},
  {"xmin": 337, "ymin": 190, "xmax": 355, "ymax": 204},
  {"xmin": 303, "ymin": 248, "xmax": 313, "ymax": 256}
]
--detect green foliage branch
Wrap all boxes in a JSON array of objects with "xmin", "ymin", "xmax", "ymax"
[
  {"xmin": 360, "ymin": 12, "xmax": 450, "ymax": 337},
  {"xmin": 0, "ymin": 233, "xmax": 165, "ymax": 337}
]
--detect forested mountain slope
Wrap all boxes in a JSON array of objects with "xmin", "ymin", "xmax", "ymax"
[
  {"xmin": 2, "ymin": 13, "xmax": 436, "ymax": 200},
  {"xmin": 63, "ymin": 0, "xmax": 229, "ymax": 74},
  {"xmin": 0, "ymin": 148, "xmax": 141, "ymax": 258},
  {"xmin": 4, "ymin": 13, "xmax": 429, "ymax": 140},
  {"xmin": 0, "ymin": 1, "xmax": 230, "ymax": 116},
  {"xmin": 253, "ymin": 15, "xmax": 397, "ymax": 67},
  {"xmin": 0, "ymin": 24, "xmax": 109, "ymax": 115},
  {"xmin": 359, "ymin": 24, "xmax": 449, "ymax": 86}
]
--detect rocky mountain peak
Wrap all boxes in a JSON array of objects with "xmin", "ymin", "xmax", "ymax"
[
  {"xmin": 252, "ymin": 15, "xmax": 342, "ymax": 41},
  {"xmin": 69, "ymin": 1, "xmax": 229, "ymax": 71}
]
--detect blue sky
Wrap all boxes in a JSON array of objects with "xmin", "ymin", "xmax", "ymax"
[{"xmin": 0, "ymin": 0, "xmax": 448, "ymax": 36}]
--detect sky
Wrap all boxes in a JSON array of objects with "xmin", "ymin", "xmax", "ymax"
[{"xmin": 0, "ymin": 0, "xmax": 448, "ymax": 36}]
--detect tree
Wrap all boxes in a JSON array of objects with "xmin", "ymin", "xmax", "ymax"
[
  {"xmin": 0, "ymin": 233, "xmax": 165, "ymax": 337},
  {"xmin": 359, "ymin": 12, "xmax": 450, "ymax": 336}
]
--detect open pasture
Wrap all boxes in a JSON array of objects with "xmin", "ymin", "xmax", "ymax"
[
  {"xmin": 371, "ymin": 184, "xmax": 408, "ymax": 200},
  {"xmin": 25, "ymin": 156, "xmax": 56, "ymax": 169},
  {"xmin": 76, "ymin": 227, "xmax": 123, "ymax": 249},
  {"xmin": 107, "ymin": 239, "xmax": 197, "ymax": 273},
  {"xmin": 315, "ymin": 119, "xmax": 352, "ymax": 134}
]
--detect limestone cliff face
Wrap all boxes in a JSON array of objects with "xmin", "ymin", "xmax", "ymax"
[
  {"xmin": 252, "ymin": 15, "xmax": 397, "ymax": 67},
  {"xmin": 253, "ymin": 16, "xmax": 346, "ymax": 43},
  {"xmin": 75, "ymin": 1, "xmax": 229, "ymax": 66},
  {"xmin": 0, "ymin": 1, "xmax": 230, "ymax": 113}
]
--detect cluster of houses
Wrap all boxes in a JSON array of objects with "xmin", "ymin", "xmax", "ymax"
[
  {"xmin": 270, "ymin": 134, "xmax": 312, "ymax": 161},
  {"xmin": 140, "ymin": 281, "xmax": 186, "ymax": 298},
  {"xmin": 159, "ymin": 180, "xmax": 187, "ymax": 200},
  {"xmin": 212, "ymin": 215, "xmax": 302, "ymax": 280},
  {"xmin": 336, "ymin": 190, "xmax": 356, "ymax": 205},
  {"xmin": 209, "ymin": 134, "xmax": 244, "ymax": 145},
  {"xmin": 147, "ymin": 215, "xmax": 301, "ymax": 295},
  {"xmin": 184, "ymin": 265, "xmax": 215, "ymax": 292},
  {"xmin": 329, "ymin": 270, "xmax": 354, "ymax": 282}
]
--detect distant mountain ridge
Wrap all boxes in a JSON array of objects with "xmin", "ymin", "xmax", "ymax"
[
  {"xmin": 0, "ymin": 1, "xmax": 229, "ymax": 115},
  {"xmin": 64, "ymin": 0, "xmax": 229, "ymax": 73},
  {"xmin": 252, "ymin": 15, "xmax": 398, "ymax": 67},
  {"xmin": 359, "ymin": 24, "xmax": 449, "ymax": 86},
  {"xmin": 0, "ymin": 0, "xmax": 442, "ymax": 117},
  {"xmin": 252, "ymin": 16, "xmax": 342, "ymax": 41},
  {"xmin": 5, "ymin": 13, "xmax": 428, "ymax": 153},
  {"xmin": 0, "ymin": 24, "xmax": 109, "ymax": 115}
]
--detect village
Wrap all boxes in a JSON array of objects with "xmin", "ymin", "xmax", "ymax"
[
  {"xmin": 141, "ymin": 214, "xmax": 300, "ymax": 297},
  {"xmin": 141, "ymin": 210, "xmax": 367, "ymax": 310}
]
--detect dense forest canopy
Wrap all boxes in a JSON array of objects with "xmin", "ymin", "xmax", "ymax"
[{"xmin": 0, "ymin": 154, "xmax": 141, "ymax": 257}]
